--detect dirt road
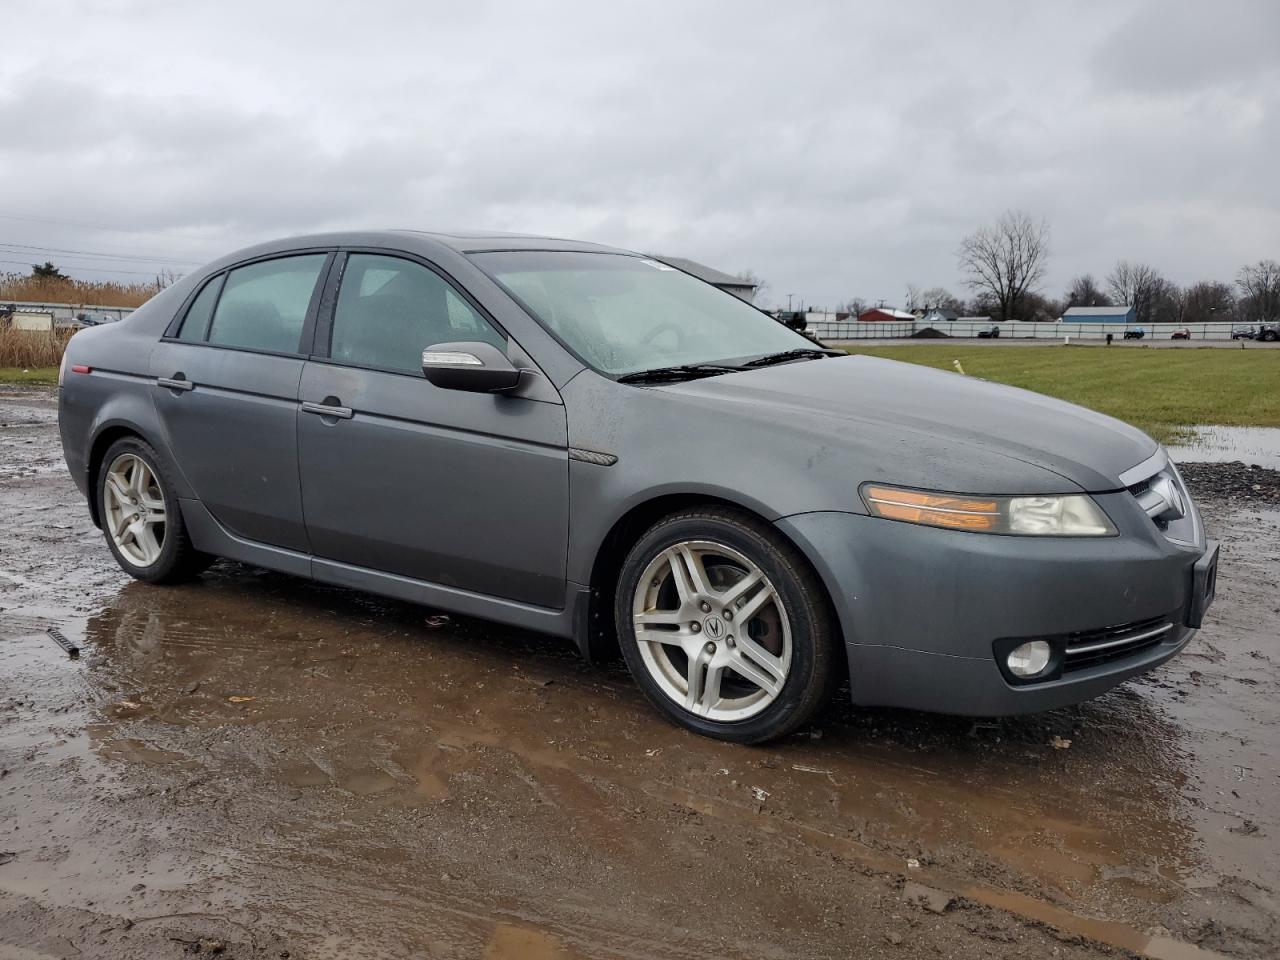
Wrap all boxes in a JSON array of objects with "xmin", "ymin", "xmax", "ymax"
[{"xmin": 2, "ymin": 387, "xmax": 1277, "ymax": 959}]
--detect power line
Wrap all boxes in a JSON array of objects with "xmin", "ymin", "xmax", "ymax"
[
  {"xmin": 0, "ymin": 257, "xmax": 180, "ymax": 278},
  {"xmin": 0, "ymin": 211, "xmax": 221, "ymax": 243},
  {"xmin": 0, "ymin": 242, "xmax": 199, "ymax": 266},
  {"xmin": 0, "ymin": 241, "xmax": 200, "ymax": 266}
]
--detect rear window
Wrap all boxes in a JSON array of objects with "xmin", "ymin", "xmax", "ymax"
[{"xmin": 206, "ymin": 255, "xmax": 327, "ymax": 354}]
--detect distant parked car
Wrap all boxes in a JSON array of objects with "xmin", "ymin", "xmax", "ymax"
[
  {"xmin": 1231, "ymin": 326, "xmax": 1257, "ymax": 340},
  {"xmin": 1123, "ymin": 327, "xmax": 1145, "ymax": 340},
  {"xmin": 1258, "ymin": 323, "xmax": 1280, "ymax": 343},
  {"xmin": 773, "ymin": 310, "xmax": 807, "ymax": 333},
  {"xmin": 1170, "ymin": 328, "xmax": 1191, "ymax": 340},
  {"xmin": 77, "ymin": 311, "xmax": 120, "ymax": 326},
  {"xmin": 976, "ymin": 325, "xmax": 1001, "ymax": 339}
]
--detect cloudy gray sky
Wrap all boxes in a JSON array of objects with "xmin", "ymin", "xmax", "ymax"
[{"xmin": 1, "ymin": 0, "xmax": 1276, "ymax": 308}]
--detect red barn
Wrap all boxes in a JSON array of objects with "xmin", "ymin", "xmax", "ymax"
[{"xmin": 857, "ymin": 308, "xmax": 917, "ymax": 322}]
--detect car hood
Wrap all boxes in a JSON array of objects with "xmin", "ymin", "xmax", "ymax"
[{"xmin": 661, "ymin": 354, "xmax": 1157, "ymax": 493}]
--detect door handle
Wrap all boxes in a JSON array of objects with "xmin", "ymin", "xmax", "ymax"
[
  {"xmin": 157, "ymin": 375, "xmax": 194, "ymax": 392},
  {"xmin": 301, "ymin": 400, "xmax": 354, "ymax": 420}
]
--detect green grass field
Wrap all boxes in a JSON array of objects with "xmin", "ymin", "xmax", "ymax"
[
  {"xmin": 0, "ymin": 366, "xmax": 59, "ymax": 385},
  {"xmin": 843, "ymin": 345, "xmax": 1280, "ymax": 443}
]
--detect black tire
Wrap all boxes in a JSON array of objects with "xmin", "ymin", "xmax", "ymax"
[
  {"xmin": 1264, "ymin": 331, "xmax": 1278, "ymax": 342},
  {"xmin": 614, "ymin": 506, "xmax": 837, "ymax": 744},
  {"xmin": 96, "ymin": 436, "xmax": 214, "ymax": 584}
]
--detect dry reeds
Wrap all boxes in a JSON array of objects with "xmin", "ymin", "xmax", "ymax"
[
  {"xmin": 0, "ymin": 326, "xmax": 75, "ymax": 368},
  {"xmin": 0, "ymin": 273, "xmax": 157, "ymax": 309}
]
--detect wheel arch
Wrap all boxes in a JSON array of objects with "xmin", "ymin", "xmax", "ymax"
[
  {"xmin": 85, "ymin": 422, "xmax": 151, "ymax": 528},
  {"xmin": 84, "ymin": 416, "xmax": 189, "ymax": 529},
  {"xmin": 580, "ymin": 492, "xmax": 846, "ymax": 666}
]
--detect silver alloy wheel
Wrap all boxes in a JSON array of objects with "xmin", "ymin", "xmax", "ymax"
[
  {"xmin": 103, "ymin": 453, "xmax": 166, "ymax": 568},
  {"xmin": 632, "ymin": 540, "xmax": 792, "ymax": 721}
]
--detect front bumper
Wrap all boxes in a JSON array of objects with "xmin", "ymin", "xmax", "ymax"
[{"xmin": 778, "ymin": 498, "xmax": 1214, "ymax": 716}]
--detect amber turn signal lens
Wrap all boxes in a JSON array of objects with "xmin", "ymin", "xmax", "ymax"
[{"xmin": 862, "ymin": 485, "xmax": 1000, "ymax": 531}]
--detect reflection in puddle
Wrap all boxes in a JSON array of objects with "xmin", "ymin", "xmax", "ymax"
[
  {"xmin": 64, "ymin": 576, "xmax": 1211, "ymax": 903},
  {"xmin": 1168, "ymin": 425, "xmax": 1280, "ymax": 469},
  {"xmin": 482, "ymin": 923, "xmax": 579, "ymax": 960}
]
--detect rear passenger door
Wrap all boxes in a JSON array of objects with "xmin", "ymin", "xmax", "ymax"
[
  {"xmin": 151, "ymin": 252, "xmax": 332, "ymax": 551},
  {"xmin": 296, "ymin": 252, "xmax": 569, "ymax": 608}
]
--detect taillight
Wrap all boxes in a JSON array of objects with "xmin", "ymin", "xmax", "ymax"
[{"xmin": 71, "ymin": 365, "xmax": 92, "ymax": 374}]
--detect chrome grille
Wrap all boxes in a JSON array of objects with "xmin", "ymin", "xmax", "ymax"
[
  {"xmin": 1119, "ymin": 450, "xmax": 1199, "ymax": 545},
  {"xmin": 1062, "ymin": 616, "xmax": 1174, "ymax": 671}
]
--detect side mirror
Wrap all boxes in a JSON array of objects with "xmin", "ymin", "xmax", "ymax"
[{"xmin": 421, "ymin": 341, "xmax": 522, "ymax": 393}]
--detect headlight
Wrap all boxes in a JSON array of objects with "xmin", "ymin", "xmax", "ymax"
[{"xmin": 860, "ymin": 484, "xmax": 1116, "ymax": 536}]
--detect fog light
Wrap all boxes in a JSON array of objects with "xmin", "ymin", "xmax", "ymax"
[{"xmin": 1007, "ymin": 640, "xmax": 1052, "ymax": 678}]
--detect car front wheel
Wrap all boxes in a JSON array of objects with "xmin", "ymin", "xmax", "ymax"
[{"xmin": 615, "ymin": 507, "xmax": 836, "ymax": 743}]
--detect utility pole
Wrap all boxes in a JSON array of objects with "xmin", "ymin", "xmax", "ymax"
[{"xmin": 786, "ymin": 293, "xmax": 794, "ymax": 312}]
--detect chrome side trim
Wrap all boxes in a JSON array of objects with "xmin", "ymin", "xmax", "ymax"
[{"xmin": 1066, "ymin": 622, "xmax": 1173, "ymax": 656}]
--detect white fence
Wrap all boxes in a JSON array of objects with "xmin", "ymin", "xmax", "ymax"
[{"xmin": 808, "ymin": 319, "xmax": 1245, "ymax": 341}]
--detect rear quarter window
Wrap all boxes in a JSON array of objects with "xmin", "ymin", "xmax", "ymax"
[{"xmin": 174, "ymin": 274, "xmax": 224, "ymax": 342}]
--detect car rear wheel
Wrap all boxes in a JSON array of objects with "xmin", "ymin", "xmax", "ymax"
[
  {"xmin": 615, "ymin": 507, "xmax": 836, "ymax": 743},
  {"xmin": 97, "ymin": 437, "xmax": 213, "ymax": 584}
]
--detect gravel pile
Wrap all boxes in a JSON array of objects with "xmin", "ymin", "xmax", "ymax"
[{"xmin": 1178, "ymin": 461, "xmax": 1280, "ymax": 504}]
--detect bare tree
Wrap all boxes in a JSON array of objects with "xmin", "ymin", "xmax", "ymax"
[
  {"xmin": 842, "ymin": 297, "xmax": 868, "ymax": 317},
  {"xmin": 957, "ymin": 210, "xmax": 1049, "ymax": 322},
  {"xmin": 1065, "ymin": 274, "xmax": 1109, "ymax": 308},
  {"xmin": 154, "ymin": 268, "xmax": 183, "ymax": 291},
  {"xmin": 1106, "ymin": 261, "xmax": 1170, "ymax": 325},
  {"xmin": 1181, "ymin": 281, "xmax": 1236, "ymax": 325},
  {"xmin": 1149, "ymin": 278, "xmax": 1184, "ymax": 325},
  {"xmin": 734, "ymin": 268, "xmax": 768, "ymax": 304},
  {"xmin": 917, "ymin": 286, "xmax": 963, "ymax": 313},
  {"xmin": 1236, "ymin": 259, "xmax": 1280, "ymax": 321}
]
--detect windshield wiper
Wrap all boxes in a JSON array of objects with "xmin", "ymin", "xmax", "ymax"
[
  {"xmin": 617, "ymin": 363, "xmax": 743, "ymax": 384},
  {"xmin": 742, "ymin": 348, "xmax": 835, "ymax": 368}
]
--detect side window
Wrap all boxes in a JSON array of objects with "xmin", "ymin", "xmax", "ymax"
[
  {"xmin": 207, "ymin": 255, "xmax": 327, "ymax": 354},
  {"xmin": 330, "ymin": 254, "xmax": 506, "ymax": 375},
  {"xmin": 174, "ymin": 274, "xmax": 223, "ymax": 341}
]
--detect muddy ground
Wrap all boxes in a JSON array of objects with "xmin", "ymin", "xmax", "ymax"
[{"xmin": 1, "ymin": 386, "xmax": 1277, "ymax": 960}]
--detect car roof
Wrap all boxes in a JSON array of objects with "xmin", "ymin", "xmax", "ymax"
[
  {"xmin": 219, "ymin": 229, "xmax": 635, "ymax": 259},
  {"xmin": 389, "ymin": 229, "xmax": 632, "ymax": 255}
]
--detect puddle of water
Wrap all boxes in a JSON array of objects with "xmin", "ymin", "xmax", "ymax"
[
  {"xmin": 1168, "ymin": 425, "xmax": 1280, "ymax": 469},
  {"xmin": 482, "ymin": 923, "xmax": 580, "ymax": 960}
]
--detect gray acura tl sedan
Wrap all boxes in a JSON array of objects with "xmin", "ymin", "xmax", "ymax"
[{"xmin": 58, "ymin": 230, "xmax": 1219, "ymax": 743}]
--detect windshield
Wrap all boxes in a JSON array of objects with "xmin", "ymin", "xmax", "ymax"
[{"xmin": 469, "ymin": 251, "xmax": 814, "ymax": 376}]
